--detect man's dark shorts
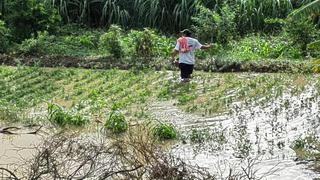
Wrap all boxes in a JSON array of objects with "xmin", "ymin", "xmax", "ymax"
[{"xmin": 179, "ymin": 63, "xmax": 194, "ymax": 79}]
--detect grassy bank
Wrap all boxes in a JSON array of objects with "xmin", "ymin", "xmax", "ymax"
[{"xmin": 1, "ymin": 24, "xmax": 318, "ymax": 73}]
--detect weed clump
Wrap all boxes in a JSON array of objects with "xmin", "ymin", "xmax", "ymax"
[
  {"xmin": 153, "ymin": 123, "xmax": 177, "ymax": 140},
  {"xmin": 48, "ymin": 103, "xmax": 88, "ymax": 127},
  {"xmin": 105, "ymin": 110, "xmax": 128, "ymax": 134}
]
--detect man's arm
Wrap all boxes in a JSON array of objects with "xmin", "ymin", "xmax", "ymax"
[
  {"xmin": 195, "ymin": 40, "xmax": 212, "ymax": 51},
  {"xmin": 200, "ymin": 44, "xmax": 213, "ymax": 50},
  {"xmin": 171, "ymin": 49, "xmax": 179, "ymax": 60}
]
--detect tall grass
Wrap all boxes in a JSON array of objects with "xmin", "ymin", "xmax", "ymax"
[{"xmin": 2, "ymin": 0, "xmax": 317, "ymax": 33}]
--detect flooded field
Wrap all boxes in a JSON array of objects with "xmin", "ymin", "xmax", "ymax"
[
  {"xmin": 151, "ymin": 91, "xmax": 319, "ymax": 179},
  {"xmin": 0, "ymin": 67, "xmax": 319, "ymax": 179},
  {"xmin": 151, "ymin": 82, "xmax": 320, "ymax": 179}
]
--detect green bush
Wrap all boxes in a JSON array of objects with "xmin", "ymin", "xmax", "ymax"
[
  {"xmin": 48, "ymin": 103, "xmax": 88, "ymax": 127},
  {"xmin": 99, "ymin": 25, "xmax": 123, "ymax": 58},
  {"xmin": 17, "ymin": 31, "xmax": 53, "ymax": 55},
  {"xmin": 192, "ymin": 5, "xmax": 216, "ymax": 42},
  {"xmin": 153, "ymin": 123, "xmax": 177, "ymax": 140},
  {"xmin": 308, "ymin": 40, "xmax": 320, "ymax": 58},
  {"xmin": 0, "ymin": 20, "xmax": 10, "ymax": 53},
  {"xmin": 284, "ymin": 19, "xmax": 319, "ymax": 57},
  {"xmin": 125, "ymin": 29, "xmax": 173, "ymax": 59},
  {"xmin": 79, "ymin": 35, "xmax": 95, "ymax": 47},
  {"xmin": 3, "ymin": 0, "xmax": 61, "ymax": 42},
  {"xmin": 192, "ymin": 4, "xmax": 236, "ymax": 44},
  {"xmin": 125, "ymin": 28, "xmax": 155, "ymax": 59},
  {"xmin": 105, "ymin": 110, "xmax": 128, "ymax": 134}
]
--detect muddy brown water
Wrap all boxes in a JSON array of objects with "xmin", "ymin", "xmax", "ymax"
[{"xmin": 0, "ymin": 134, "xmax": 42, "ymax": 178}]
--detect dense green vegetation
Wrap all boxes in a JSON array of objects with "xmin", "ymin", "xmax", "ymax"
[{"xmin": 0, "ymin": 0, "xmax": 319, "ymax": 69}]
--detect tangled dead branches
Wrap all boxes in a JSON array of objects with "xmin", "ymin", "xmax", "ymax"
[{"xmin": 1, "ymin": 126, "xmax": 213, "ymax": 180}]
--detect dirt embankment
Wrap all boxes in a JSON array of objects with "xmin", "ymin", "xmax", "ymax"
[{"xmin": 0, "ymin": 54, "xmax": 313, "ymax": 73}]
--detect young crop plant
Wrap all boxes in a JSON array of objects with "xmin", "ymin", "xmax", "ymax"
[
  {"xmin": 48, "ymin": 103, "xmax": 88, "ymax": 127},
  {"xmin": 292, "ymin": 135, "xmax": 320, "ymax": 160},
  {"xmin": 105, "ymin": 110, "xmax": 128, "ymax": 134},
  {"xmin": 153, "ymin": 123, "xmax": 178, "ymax": 140},
  {"xmin": 189, "ymin": 128, "xmax": 211, "ymax": 144}
]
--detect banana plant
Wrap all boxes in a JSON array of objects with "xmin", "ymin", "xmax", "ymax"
[{"xmin": 288, "ymin": 0, "xmax": 320, "ymax": 22}]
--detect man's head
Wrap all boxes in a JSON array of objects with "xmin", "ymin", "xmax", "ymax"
[{"xmin": 181, "ymin": 29, "xmax": 192, "ymax": 37}]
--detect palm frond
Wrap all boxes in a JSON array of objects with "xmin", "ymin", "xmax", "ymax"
[{"xmin": 289, "ymin": 0, "xmax": 320, "ymax": 20}]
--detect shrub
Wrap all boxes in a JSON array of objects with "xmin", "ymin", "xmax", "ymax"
[
  {"xmin": 153, "ymin": 123, "xmax": 177, "ymax": 140},
  {"xmin": 105, "ymin": 110, "xmax": 128, "ymax": 134},
  {"xmin": 291, "ymin": 135, "xmax": 320, "ymax": 161},
  {"xmin": 124, "ymin": 28, "xmax": 173, "ymax": 61},
  {"xmin": 192, "ymin": 5, "xmax": 216, "ymax": 42},
  {"xmin": 153, "ymin": 34, "xmax": 174, "ymax": 58},
  {"xmin": 125, "ymin": 28, "xmax": 157, "ymax": 59},
  {"xmin": 17, "ymin": 31, "xmax": 53, "ymax": 55},
  {"xmin": 0, "ymin": 20, "xmax": 10, "ymax": 53},
  {"xmin": 284, "ymin": 19, "xmax": 319, "ymax": 56},
  {"xmin": 3, "ymin": 0, "xmax": 61, "ymax": 42},
  {"xmin": 79, "ymin": 35, "xmax": 94, "ymax": 47},
  {"xmin": 48, "ymin": 103, "xmax": 88, "ymax": 127},
  {"xmin": 307, "ymin": 40, "xmax": 320, "ymax": 58},
  {"xmin": 192, "ymin": 4, "xmax": 236, "ymax": 44},
  {"xmin": 99, "ymin": 25, "xmax": 123, "ymax": 58}
]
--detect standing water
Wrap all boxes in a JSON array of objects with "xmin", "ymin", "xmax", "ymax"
[{"xmin": 151, "ymin": 84, "xmax": 320, "ymax": 179}]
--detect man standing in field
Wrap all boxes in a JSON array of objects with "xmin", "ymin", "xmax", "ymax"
[{"xmin": 172, "ymin": 29, "xmax": 212, "ymax": 82}]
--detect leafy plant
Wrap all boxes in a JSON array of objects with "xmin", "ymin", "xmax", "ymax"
[
  {"xmin": 153, "ymin": 123, "xmax": 177, "ymax": 140},
  {"xmin": 2, "ymin": 0, "xmax": 61, "ymax": 42},
  {"xmin": 124, "ymin": 28, "xmax": 155, "ymax": 61},
  {"xmin": 284, "ymin": 19, "xmax": 319, "ymax": 56},
  {"xmin": 48, "ymin": 103, "xmax": 88, "ymax": 127},
  {"xmin": 17, "ymin": 31, "xmax": 53, "ymax": 55},
  {"xmin": 49, "ymin": 0, "xmax": 199, "ymax": 33},
  {"xmin": 308, "ymin": 40, "xmax": 320, "ymax": 58},
  {"xmin": 288, "ymin": 0, "xmax": 320, "ymax": 22},
  {"xmin": 189, "ymin": 128, "xmax": 210, "ymax": 143},
  {"xmin": 105, "ymin": 110, "xmax": 128, "ymax": 134},
  {"xmin": 79, "ymin": 35, "xmax": 94, "ymax": 47},
  {"xmin": 192, "ymin": 3, "xmax": 236, "ymax": 44},
  {"xmin": 99, "ymin": 25, "xmax": 123, "ymax": 58}
]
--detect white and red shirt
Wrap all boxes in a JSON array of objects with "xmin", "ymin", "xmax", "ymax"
[{"xmin": 175, "ymin": 37, "xmax": 202, "ymax": 65}]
